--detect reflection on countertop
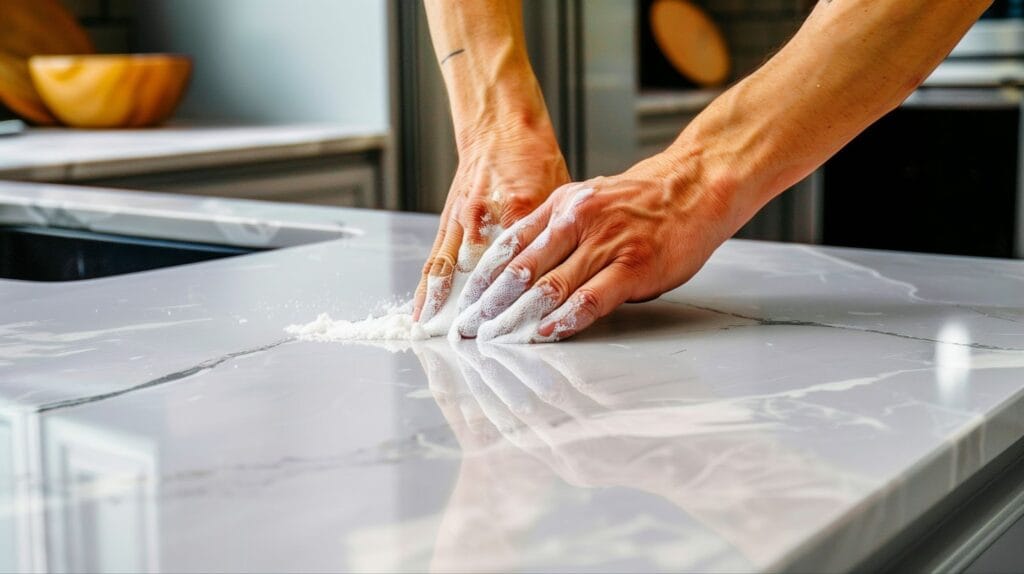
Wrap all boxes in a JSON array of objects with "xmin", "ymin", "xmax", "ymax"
[{"xmin": 1, "ymin": 182, "xmax": 1024, "ymax": 572}]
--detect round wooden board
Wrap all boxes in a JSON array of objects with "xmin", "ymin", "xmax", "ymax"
[
  {"xmin": 650, "ymin": 0, "xmax": 730, "ymax": 87},
  {"xmin": 0, "ymin": 0, "xmax": 94, "ymax": 125}
]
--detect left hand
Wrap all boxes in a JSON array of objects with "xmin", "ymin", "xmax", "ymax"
[
  {"xmin": 450, "ymin": 152, "xmax": 746, "ymax": 342},
  {"xmin": 411, "ymin": 124, "xmax": 569, "ymax": 325}
]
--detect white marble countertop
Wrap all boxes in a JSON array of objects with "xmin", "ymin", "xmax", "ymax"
[
  {"xmin": 0, "ymin": 123, "xmax": 386, "ymax": 182},
  {"xmin": 1, "ymin": 182, "xmax": 1023, "ymax": 572}
]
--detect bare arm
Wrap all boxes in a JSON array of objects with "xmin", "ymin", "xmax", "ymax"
[
  {"xmin": 413, "ymin": 0, "xmax": 568, "ymax": 324},
  {"xmin": 452, "ymin": 0, "xmax": 992, "ymax": 343},
  {"xmin": 677, "ymin": 0, "xmax": 991, "ymax": 227}
]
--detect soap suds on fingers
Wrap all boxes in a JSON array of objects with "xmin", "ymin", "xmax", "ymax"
[
  {"xmin": 476, "ymin": 285, "xmax": 561, "ymax": 344},
  {"xmin": 288, "ymin": 198, "xmax": 590, "ymax": 346},
  {"xmin": 289, "ymin": 224, "xmax": 527, "ymax": 343},
  {"xmin": 456, "ymin": 225, "xmax": 521, "ymax": 313}
]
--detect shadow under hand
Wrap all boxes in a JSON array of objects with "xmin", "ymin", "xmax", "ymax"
[{"xmin": 564, "ymin": 299, "xmax": 729, "ymax": 344}]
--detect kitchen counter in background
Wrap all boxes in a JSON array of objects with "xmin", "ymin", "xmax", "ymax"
[
  {"xmin": 2, "ymin": 182, "xmax": 1024, "ymax": 572},
  {"xmin": 0, "ymin": 124, "xmax": 390, "ymax": 208}
]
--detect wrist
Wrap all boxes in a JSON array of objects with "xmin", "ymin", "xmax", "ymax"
[
  {"xmin": 452, "ymin": 76, "xmax": 555, "ymax": 156},
  {"xmin": 651, "ymin": 85, "xmax": 790, "ymax": 235},
  {"xmin": 629, "ymin": 135, "xmax": 751, "ymax": 241},
  {"xmin": 441, "ymin": 47, "xmax": 554, "ymax": 155}
]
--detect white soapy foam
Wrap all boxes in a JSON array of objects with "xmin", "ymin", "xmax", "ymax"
[
  {"xmin": 287, "ymin": 216, "xmax": 588, "ymax": 345},
  {"xmin": 286, "ymin": 308, "xmax": 428, "ymax": 342},
  {"xmin": 456, "ymin": 225, "xmax": 521, "ymax": 313},
  {"xmin": 420, "ymin": 271, "xmax": 470, "ymax": 336},
  {"xmin": 477, "ymin": 285, "xmax": 561, "ymax": 344},
  {"xmin": 289, "ymin": 225, "xmax": 530, "ymax": 343},
  {"xmin": 451, "ymin": 264, "xmax": 533, "ymax": 339},
  {"xmin": 531, "ymin": 227, "xmax": 553, "ymax": 250}
]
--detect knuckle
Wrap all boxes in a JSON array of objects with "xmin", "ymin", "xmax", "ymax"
[
  {"xmin": 503, "ymin": 190, "xmax": 536, "ymax": 213},
  {"xmin": 618, "ymin": 240, "xmax": 654, "ymax": 271},
  {"xmin": 462, "ymin": 199, "xmax": 490, "ymax": 225},
  {"xmin": 508, "ymin": 255, "xmax": 537, "ymax": 281},
  {"xmin": 540, "ymin": 273, "xmax": 574, "ymax": 303},
  {"xmin": 504, "ymin": 263, "xmax": 533, "ymax": 285},
  {"xmin": 574, "ymin": 287, "xmax": 602, "ymax": 318},
  {"xmin": 432, "ymin": 251, "xmax": 457, "ymax": 271},
  {"xmin": 421, "ymin": 258, "xmax": 435, "ymax": 276}
]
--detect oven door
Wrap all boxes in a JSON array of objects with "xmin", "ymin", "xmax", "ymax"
[{"xmin": 821, "ymin": 87, "xmax": 1023, "ymax": 259}]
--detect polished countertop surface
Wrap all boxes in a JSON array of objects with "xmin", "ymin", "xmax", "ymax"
[
  {"xmin": 1, "ymin": 182, "xmax": 1024, "ymax": 572},
  {"xmin": 0, "ymin": 123, "xmax": 386, "ymax": 182}
]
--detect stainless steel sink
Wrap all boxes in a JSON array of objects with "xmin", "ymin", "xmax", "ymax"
[
  {"xmin": 0, "ymin": 225, "xmax": 265, "ymax": 282},
  {"xmin": 0, "ymin": 183, "xmax": 364, "ymax": 282}
]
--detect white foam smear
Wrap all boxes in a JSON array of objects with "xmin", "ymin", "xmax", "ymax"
[
  {"xmin": 288, "ymin": 223, "xmax": 557, "ymax": 345},
  {"xmin": 477, "ymin": 286, "xmax": 561, "ymax": 344},
  {"xmin": 286, "ymin": 301, "xmax": 428, "ymax": 342},
  {"xmin": 289, "ymin": 188, "xmax": 597, "ymax": 345}
]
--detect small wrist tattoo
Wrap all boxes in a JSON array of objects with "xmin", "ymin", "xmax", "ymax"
[{"xmin": 440, "ymin": 48, "xmax": 466, "ymax": 66}]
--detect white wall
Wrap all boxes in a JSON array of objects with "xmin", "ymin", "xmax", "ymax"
[{"xmin": 135, "ymin": 0, "xmax": 389, "ymax": 129}]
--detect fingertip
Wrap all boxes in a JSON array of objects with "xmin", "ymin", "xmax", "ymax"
[{"xmin": 536, "ymin": 320, "xmax": 556, "ymax": 338}]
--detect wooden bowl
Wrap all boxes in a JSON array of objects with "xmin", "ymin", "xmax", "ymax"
[
  {"xmin": 28, "ymin": 54, "xmax": 192, "ymax": 128},
  {"xmin": 0, "ymin": 0, "xmax": 95, "ymax": 125}
]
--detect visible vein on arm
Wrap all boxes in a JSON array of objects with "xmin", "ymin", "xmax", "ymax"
[{"xmin": 440, "ymin": 48, "xmax": 466, "ymax": 65}]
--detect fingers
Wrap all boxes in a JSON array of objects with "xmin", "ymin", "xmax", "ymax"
[
  {"xmin": 452, "ymin": 221, "xmax": 579, "ymax": 339},
  {"xmin": 536, "ymin": 263, "xmax": 635, "ymax": 341},
  {"xmin": 474, "ymin": 239, "xmax": 604, "ymax": 343},
  {"xmin": 412, "ymin": 220, "xmax": 449, "ymax": 322},
  {"xmin": 475, "ymin": 258, "xmax": 633, "ymax": 344},
  {"xmin": 418, "ymin": 221, "xmax": 463, "ymax": 325},
  {"xmin": 455, "ymin": 205, "xmax": 551, "ymax": 314}
]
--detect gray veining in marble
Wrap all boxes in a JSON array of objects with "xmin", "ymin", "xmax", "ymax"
[{"xmin": 1, "ymin": 182, "xmax": 1023, "ymax": 572}]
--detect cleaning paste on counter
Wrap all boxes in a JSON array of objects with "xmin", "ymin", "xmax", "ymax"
[
  {"xmin": 287, "ymin": 225, "xmax": 506, "ymax": 343},
  {"xmin": 288, "ymin": 188, "xmax": 598, "ymax": 345}
]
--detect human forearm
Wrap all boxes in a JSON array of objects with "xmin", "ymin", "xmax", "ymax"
[
  {"xmin": 446, "ymin": 0, "xmax": 993, "ymax": 343},
  {"xmin": 414, "ymin": 0, "xmax": 569, "ymax": 323},
  {"xmin": 659, "ymin": 0, "xmax": 991, "ymax": 232},
  {"xmin": 422, "ymin": 0, "xmax": 554, "ymax": 154}
]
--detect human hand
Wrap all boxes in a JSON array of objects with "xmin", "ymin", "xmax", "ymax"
[
  {"xmin": 451, "ymin": 152, "xmax": 747, "ymax": 343},
  {"xmin": 412, "ymin": 120, "xmax": 569, "ymax": 325}
]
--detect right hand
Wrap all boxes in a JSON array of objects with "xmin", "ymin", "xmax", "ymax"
[{"xmin": 450, "ymin": 151, "xmax": 745, "ymax": 342}]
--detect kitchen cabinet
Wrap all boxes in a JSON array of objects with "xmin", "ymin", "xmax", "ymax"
[{"xmin": 0, "ymin": 124, "xmax": 391, "ymax": 208}]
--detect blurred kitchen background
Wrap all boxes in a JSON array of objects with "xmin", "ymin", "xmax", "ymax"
[{"xmin": 2, "ymin": 0, "xmax": 1022, "ymax": 259}]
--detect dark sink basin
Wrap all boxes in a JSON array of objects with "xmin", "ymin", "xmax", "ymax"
[{"xmin": 0, "ymin": 225, "xmax": 266, "ymax": 282}]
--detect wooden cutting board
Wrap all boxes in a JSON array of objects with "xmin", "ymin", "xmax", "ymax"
[
  {"xmin": 0, "ymin": 0, "xmax": 94, "ymax": 125},
  {"xmin": 650, "ymin": 0, "xmax": 730, "ymax": 87}
]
